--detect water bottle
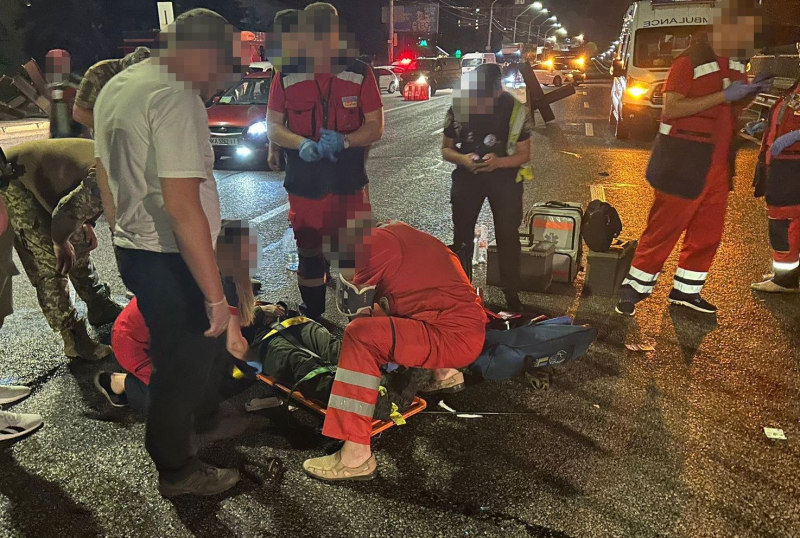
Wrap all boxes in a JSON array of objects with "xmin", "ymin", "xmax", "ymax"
[
  {"xmin": 283, "ymin": 225, "xmax": 299, "ymax": 272},
  {"xmin": 478, "ymin": 225, "xmax": 488, "ymax": 264},
  {"xmin": 472, "ymin": 226, "xmax": 482, "ymax": 266}
]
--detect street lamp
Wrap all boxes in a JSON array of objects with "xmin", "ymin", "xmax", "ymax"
[
  {"xmin": 526, "ymin": 9, "xmax": 549, "ymax": 43},
  {"xmin": 535, "ymin": 16, "xmax": 558, "ymax": 47},
  {"xmin": 487, "ymin": 0, "xmax": 499, "ymax": 52},
  {"xmin": 543, "ymin": 23, "xmax": 562, "ymax": 43},
  {"xmin": 513, "ymin": 2, "xmax": 543, "ymax": 43}
]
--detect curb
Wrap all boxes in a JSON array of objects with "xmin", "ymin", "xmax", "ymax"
[{"xmin": 0, "ymin": 121, "xmax": 50, "ymax": 135}]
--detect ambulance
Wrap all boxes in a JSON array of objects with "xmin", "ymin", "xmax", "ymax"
[{"xmin": 610, "ymin": 0, "xmax": 714, "ymax": 139}]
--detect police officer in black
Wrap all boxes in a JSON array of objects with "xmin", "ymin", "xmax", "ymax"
[{"xmin": 442, "ymin": 63, "xmax": 532, "ymax": 310}]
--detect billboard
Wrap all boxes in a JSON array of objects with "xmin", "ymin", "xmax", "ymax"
[{"xmin": 381, "ymin": 3, "xmax": 439, "ymax": 34}]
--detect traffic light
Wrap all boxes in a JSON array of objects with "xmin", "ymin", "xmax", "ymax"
[
  {"xmin": 455, "ymin": 49, "xmax": 462, "ymax": 59},
  {"xmin": 419, "ymin": 39, "xmax": 428, "ymax": 47}
]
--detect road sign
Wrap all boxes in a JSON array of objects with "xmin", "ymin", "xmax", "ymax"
[{"xmin": 157, "ymin": 2, "xmax": 174, "ymax": 30}]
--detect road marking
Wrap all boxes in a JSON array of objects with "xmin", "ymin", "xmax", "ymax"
[
  {"xmin": 585, "ymin": 123, "xmax": 594, "ymax": 137},
  {"xmin": 431, "ymin": 127, "xmax": 444, "ymax": 136},
  {"xmin": 384, "ymin": 96, "xmax": 444, "ymax": 114},
  {"xmin": 560, "ymin": 150, "xmax": 582, "ymax": 159},
  {"xmin": 583, "ymin": 102, "xmax": 590, "ymax": 109},
  {"xmin": 590, "ymin": 184, "xmax": 607, "ymax": 201},
  {"xmin": 251, "ymin": 202, "xmax": 290, "ymax": 225}
]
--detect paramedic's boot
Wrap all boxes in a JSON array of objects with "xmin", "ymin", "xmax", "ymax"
[
  {"xmin": 303, "ymin": 450, "xmax": 378, "ymax": 482},
  {"xmin": 667, "ymin": 289, "xmax": 717, "ymax": 314},
  {"xmin": 418, "ymin": 371, "xmax": 465, "ymax": 396},
  {"xmin": 158, "ymin": 463, "xmax": 241, "ymax": 497},
  {"xmin": 86, "ymin": 286, "xmax": 124, "ymax": 327},
  {"xmin": 0, "ymin": 409, "xmax": 43, "ymax": 441},
  {"xmin": 61, "ymin": 319, "xmax": 112, "ymax": 361},
  {"xmin": 615, "ymin": 285, "xmax": 644, "ymax": 316}
]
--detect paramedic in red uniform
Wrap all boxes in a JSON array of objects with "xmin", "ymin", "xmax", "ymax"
[
  {"xmin": 302, "ymin": 221, "xmax": 487, "ymax": 482},
  {"xmin": 266, "ymin": 4, "xmax": 384, "ymax": 320},
  {"xmin": 751, "ymin": 47, "xmax": 800, "ymax": 293},
  {"xmin": 616, "ymin": 0, "xmax": 771, "ymax": 316}
]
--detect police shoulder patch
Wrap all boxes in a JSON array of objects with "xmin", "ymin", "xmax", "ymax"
[{"xmin": 342, "ymin": 96, "xmax": 359, "ymax": 109}]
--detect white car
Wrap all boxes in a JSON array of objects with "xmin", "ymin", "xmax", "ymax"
[
  {"xmin": 248, "ymin": 61, "xmax": 274, "ymax": 74},
  {"xmin": 374, "ymin": 66, "xmax": 401, "ymax": 94},
  {"xmin": 532, "ymin": 60, "xmax": 568, "ymax": 87}
]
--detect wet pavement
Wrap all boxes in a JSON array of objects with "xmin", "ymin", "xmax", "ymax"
[{"xmin": 1, "ymin": 81, "xmax": 799, "ymax": 538}]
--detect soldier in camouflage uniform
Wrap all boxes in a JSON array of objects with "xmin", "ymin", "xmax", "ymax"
[
  {"xmin": 73, "ymin": 47, "xmax": 151, "ymax": 129},
  {"xmin": 0, "ymin": 139, "xmax": 122, "ymax": 361}
]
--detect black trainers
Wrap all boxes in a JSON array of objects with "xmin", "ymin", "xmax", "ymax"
[
  {"xmin": 614, "ymin": 299, "xmax": 636, "ymax": 316},
  {"xmin": 158, "ymin": 463, "xmax": 241, "ymax": 497},
  {"xmin": 615, "ymin": 286, "xmax": 642, "ymax": 316},
  {"xmin": 667, "ymin": 289, "xmax": 717, "ymax": 314},
  {"xmin": 93, "ymin": 372, "xmax": 128, "ymax": 408}
]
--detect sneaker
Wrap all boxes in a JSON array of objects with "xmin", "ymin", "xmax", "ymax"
[
  {"xmin": 302, "ymin": 450, "xmax": 378, "ymax": 482},
  {"xmin": 614, "ymin": 299, "xmax": 636, "ymax": 316},
  {"xmin": 93, "ymin": 372, "xmax": 128, "ymax": 408},
  {"xmin": 418, "ymin": 371, "xmax": 465, "ymax": 396},
  {"xmin": 158, "ymin": 463, "xmax": 241, "ymax": 497},
  {"xmin": 0, "ymin": 385, "xmax": 31, "ymax": 405},
  {"xmin": 667, "ymin": 289, "xmax": 717, "ymax": 314},
  {"xmin": 0, "ymin": 409, "xmax": 43, "ymax": 441},
  {"xmin": 751, "ymin": 278, "xmax": 800, "ymax": 294}
]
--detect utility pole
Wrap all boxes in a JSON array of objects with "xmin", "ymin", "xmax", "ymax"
[
  {"xmin": 487, "ymin": 0, "xmax": 498, "ymax": 52},
  {"xmin": 388, "ymin": 0, "xmax": 394, "ymax": 63}
]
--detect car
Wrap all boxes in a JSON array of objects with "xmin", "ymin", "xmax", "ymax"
[
  {"xmin": 532, "ymin": 60, "xmax": 569, "ymax": 87},
  {"xmin": 398, "ymin": 57, "xmax": 461, "ymax": 96},
  {"xmin": 248, "ymin": 61, "xmax": 274, "ymax": 74},
  {"xmin": 374, "ymin": 66, "xmax": 400, "ymax": 94},
  {"xmin": 461, "ymin": 52, "xmax": 498, "ymax": 74},
  {"xmin": 207, "ymin": 72, "xmax": 272, "ymax": 167}
]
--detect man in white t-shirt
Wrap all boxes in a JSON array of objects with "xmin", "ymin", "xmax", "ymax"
[{"xmin": 94, "ymin": 8, "xmax": 248, "ymax": 497}]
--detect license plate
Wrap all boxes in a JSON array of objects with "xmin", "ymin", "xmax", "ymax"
[{"xmin": 210, "ymin": 137, "xmax": 240, "ymax": 146}]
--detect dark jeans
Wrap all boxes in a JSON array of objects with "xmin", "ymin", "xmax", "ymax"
[
  {"xmin": 451, "ymin": 174, "xmax": 523, "ymax": 292},
  {"xmin": 116, "ymin": 248, "xmax": 228, "ymax": 483}
]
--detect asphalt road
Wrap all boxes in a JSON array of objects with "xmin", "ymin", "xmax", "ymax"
[{"xmin": 1, "ymin": 82, "xmax": 799, "ymax": 538}]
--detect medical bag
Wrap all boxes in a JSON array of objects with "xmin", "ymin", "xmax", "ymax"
[
  {"xmin": 486, "ymin": 240, "xmax": 554, "ymax": 292},
  {"xmin": 584, "ymin": 238, "xmax": 638, "ymax": 297},
  {"xmin": 470, "ymin": 317, "xmax": 597, "ymax": 381},
  {"xmin": 523, "ymin": 201, "xmax": 583, "ymax": 283}
]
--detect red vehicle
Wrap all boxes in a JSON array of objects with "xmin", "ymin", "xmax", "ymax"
[{"xmin": 208, "ymin": 72, "xmax": 272, "ymax": 166}]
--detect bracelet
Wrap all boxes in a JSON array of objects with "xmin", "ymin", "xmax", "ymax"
[
  {"xmin": 205, "ymin": 298, "xmax": 226, "ymax": 307},
  {"xmin": 229, "ymin": 306, "xmax": 239, "ymax": 316}
]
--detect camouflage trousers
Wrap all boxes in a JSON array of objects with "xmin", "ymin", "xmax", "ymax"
[{"xmin": 0, "ymin": 179, "xmax": 110, "ymax": 332}]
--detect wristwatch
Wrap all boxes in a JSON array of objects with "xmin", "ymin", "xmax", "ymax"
[{"xmin": 343, "ymin": 136, "xmax": 351, "ymax": 150}]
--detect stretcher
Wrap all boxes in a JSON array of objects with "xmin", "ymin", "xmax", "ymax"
[{"xmin": 256, "ymin": 373, "xmax": 428, "ymax": 437}]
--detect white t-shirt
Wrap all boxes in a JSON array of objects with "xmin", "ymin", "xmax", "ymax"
[{"xmin": 94, "ymin": 59, "xmax": 221, "ymax": 253}]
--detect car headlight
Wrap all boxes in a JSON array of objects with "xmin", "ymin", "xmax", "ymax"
[
  {"xmin": 626, "ymin": 79, "xmax": 650, "ymax": 99},
  {"xmin": 247, "ymin": 121, "xmax": 268, "ymax": 136},
  {"xmin": 416, "ymin": 75, "xmax": 427, "ymax": 84}
]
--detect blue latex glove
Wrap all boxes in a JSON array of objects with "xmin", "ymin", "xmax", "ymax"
[
  {"xmin": 745, "ymin": 119, "xmax": 767, "ymax": 137},
  {"xmin": 723, "ymin": 80, "xmax": 770, "ymax": 103},
  {"xmin": 298, "ymin": 138, "xmax": 322, "ymax": 163},
  {"xmin": 771, "ymin": 130, "xmax": 800, "ymax": 157},
  {"xmin": 318, "ymin": 129, "xmax": 346, "ymax": 162}
]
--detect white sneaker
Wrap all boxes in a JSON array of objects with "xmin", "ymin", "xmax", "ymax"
[
  {"xmin": 0, "ymin": 385, "xmax": 31, "ymax": 405},
  {"xmin": 0, "ymin": 409, "xmax": 43, "ymax": 441}
]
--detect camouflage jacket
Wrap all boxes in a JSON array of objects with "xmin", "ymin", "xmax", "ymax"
[
  {"xmin": 52, "ymin": 165, "xmax": 103, "ymax": 227},
  {"xmin": 75, "ymin": 59, "xmax": 124, "ymax": 110}
]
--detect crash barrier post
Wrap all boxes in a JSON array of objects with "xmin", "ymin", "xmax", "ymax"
[{"xmin": 403, "ymin": 81, "xmax": 430, "ymax": 101}]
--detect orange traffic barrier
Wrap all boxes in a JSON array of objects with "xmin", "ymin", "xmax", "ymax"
[
  {"xmin": 403, "ymin": 81, "xmax": 430, "ymax": 101},
  {"xmin": 256, "ymin": 373, "xmax": 428, "ymax": 437}
]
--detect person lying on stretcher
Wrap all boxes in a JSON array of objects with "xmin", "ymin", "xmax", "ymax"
[{"xmin": 94, "ymin": 219, "xmax": 437, "ymax": 415}]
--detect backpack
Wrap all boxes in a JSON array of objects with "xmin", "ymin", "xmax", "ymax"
[
  {"xmin": 470, "ymin": 317, "xmax": 597, "ymax": 381},
  {"xmin": 582, "ymin": 200, "xmax": 622, "ymax": 252}
]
